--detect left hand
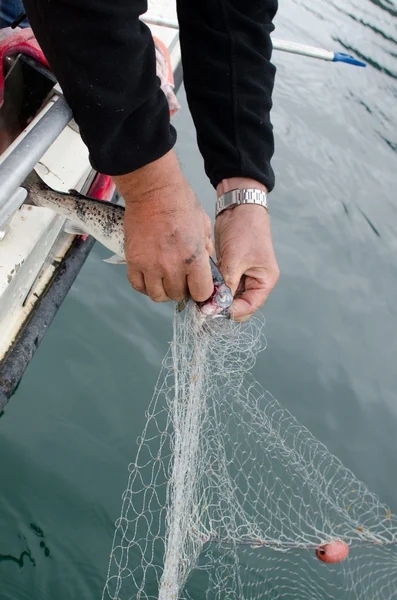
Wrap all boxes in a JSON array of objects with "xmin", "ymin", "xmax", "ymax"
[{"xmin": 214, "ymin": 179, "xmax": 279, "ymax": 322}]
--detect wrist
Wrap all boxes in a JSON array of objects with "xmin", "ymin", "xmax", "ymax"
[
  {"xmin": 216, "ymin": 177, "xmax": 268, "ymax": 199},
  {"xmin": 113, "ymin": 149, "xmax": 183, "ymax": 206}
]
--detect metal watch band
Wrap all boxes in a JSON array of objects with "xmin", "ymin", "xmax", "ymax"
[{"xmin": 215, "ymin": 188, "xmax": 268, "ymax": 218}]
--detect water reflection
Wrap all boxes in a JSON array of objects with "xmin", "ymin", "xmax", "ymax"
[{"xmin": 0, "ymin": 536, "xmax": 35, "ymax": 568}]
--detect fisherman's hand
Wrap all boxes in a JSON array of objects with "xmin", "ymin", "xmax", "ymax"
[
  {"xmin": 215, "ymin": 178, "xmax": 279, "ymax": 322},
  {"xmin": 113, "ymin": 150, "xmax": 214, "ymax": 303}
]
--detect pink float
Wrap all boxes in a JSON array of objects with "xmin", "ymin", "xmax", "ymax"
[{"xmin": 316, "ymin": 540, "xmax": 350, "ymax": 563}]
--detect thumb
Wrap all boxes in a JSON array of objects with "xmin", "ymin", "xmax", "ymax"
[
  {"xmin": 205, "ymin": 233, "xmax": 215, "ymax": 259},
  {"xmin": 218, "ymin": 252, "xmax": 245, "ymax": 296}
]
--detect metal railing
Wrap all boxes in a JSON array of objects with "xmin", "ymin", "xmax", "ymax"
[{"xmin": 0, "ymin": 95, "xmax": 72, "ymax": 216}]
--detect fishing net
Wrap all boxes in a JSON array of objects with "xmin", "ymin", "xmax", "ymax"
[{"xmin": 102, "ymin": 302, "xmax": 397, "ymax": 600}]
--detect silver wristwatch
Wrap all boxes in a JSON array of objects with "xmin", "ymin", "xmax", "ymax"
[{"xmin": 215, "ymin": 188, "xmax": 268, "ymax": 218}]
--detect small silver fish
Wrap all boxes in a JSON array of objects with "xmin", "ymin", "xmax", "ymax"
[
  {"xmin": 22, "ymin": 170, "xmax": 126, "ymax": 262},
  {"xmin": 197, "ymin": 257, "xmax": 234, "ymax": 318},
  {"xmin": 177, "ymin": 257, "xmax": 234, "ymax": 318}
]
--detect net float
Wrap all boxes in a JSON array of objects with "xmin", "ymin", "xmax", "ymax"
[{"xmin": 316, "ymin": 540, "xmax": 350, "ymax": 563}]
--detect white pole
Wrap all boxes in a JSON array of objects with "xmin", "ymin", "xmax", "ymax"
[
  {"xmin": 142, "ymin": 16, "xmax": 179, "ymax": 29},
  {"xmin": 271, "ymin": 38, "xmax": 334, "ymax": 61},
  {"xmin": 141, "ymin": 17, "xmax": 366, "ymax": 67}
]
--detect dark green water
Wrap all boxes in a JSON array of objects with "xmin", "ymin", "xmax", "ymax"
[{"xmin": 1, "ymin": 0, "xmax": 397, "ymax": 598}]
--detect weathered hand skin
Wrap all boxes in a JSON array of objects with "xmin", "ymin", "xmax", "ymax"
[
  {"xmin": 215, "ymin": 178, "xmax": 279, "ymax": 322},
  {"xmin": 114, "ymin": 150, "xmax": 214, "ymax": 304}
]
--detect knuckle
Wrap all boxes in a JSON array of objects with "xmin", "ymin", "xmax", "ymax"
[
  {"xmin": 224, "ymin": 273, "xmax": 239, "ymax": 289},
  {"xmin": 125, "ymin": 247, "xmax": 141, "ymax": 264},
  {"xmin": 127, "ymin": 259, "xmax": 143, "ymax": 275},
  {"xmin": 131, "ymin": 283, "xmax": 146, "ymax": 294},
  {"xmin": 150, "ymin": 293, "xmax": 169, "ymax": 303},
  {"xmin": 127, "ymin": 275, "xmax": 145, "ymax": 293}
]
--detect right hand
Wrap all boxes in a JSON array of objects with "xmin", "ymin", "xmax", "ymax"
[{"xmin": 113, "ymin": 150, "xmax": 214, "ymax": 303}]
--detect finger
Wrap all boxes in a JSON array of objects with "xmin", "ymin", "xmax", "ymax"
[
  {"xmin": 128, "ymin": 269, "xmax": 148, "ymax": 295},
  {"xmin": 216, "ymin": 241, "xmax": 247, "ymax": 297},
  {"xmin": 144, "ymin": 273, "xmax": 170, "ymax": 302},
  {"xmin": 218, "ymin": 259, "xmax": 244, "ymax": 297},
  {"xmin": 230, "ymin": 286, "xmax": 271, "ymax": 321},
  {"xmin": 206, "ymin": 232, "xmax": 215, "ymax": 258},
  {"xmin": 187, "ymin": 254, "xmax": 214, "ymax": 302},
  {"xmin": 163, "ymin": 273, "xmax": 188, "ymax": 301},
  {"xmin": 234, "ymin": 313, "xmax": 251, "ymax": 323},
  {"xmin": 204, "ymin": 213, "xmax": 215, "ymax": 257}
]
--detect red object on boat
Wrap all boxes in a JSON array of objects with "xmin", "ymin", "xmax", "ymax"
[
  {"xmin": 316, "ymin": 540, "xmax": 350, "ymax": 563},
  {"xmin": 0, "ymin": 28, "xmax": 49, "ymax": 108},
  {"xmin": 153, "ymin": 35, "xmax": 179, "ymax": 117},
  {"xmin": 88, "ymin": 172, "xmax": 116, "ymax": 202}
]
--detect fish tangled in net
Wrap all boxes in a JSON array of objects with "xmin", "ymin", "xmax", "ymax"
[{"xmin": 102, "ymin": 303, "xmax": 397, "ymax": 600}]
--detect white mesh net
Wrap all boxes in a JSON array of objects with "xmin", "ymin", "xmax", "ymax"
[{"xmin": 102, "ymin": 302, "xmax": 397, "ymax": 600}]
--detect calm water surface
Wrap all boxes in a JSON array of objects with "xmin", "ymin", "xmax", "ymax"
[{"xmin": 1, "ymin": 0, "xmax": 397, "ymax": 597}]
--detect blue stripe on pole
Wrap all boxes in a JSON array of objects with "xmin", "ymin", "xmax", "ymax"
[{"xmin": 333, "ymin": 52, "xmax": 366, "ymax": 67}]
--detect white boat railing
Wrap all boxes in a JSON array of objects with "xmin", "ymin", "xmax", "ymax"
[
  {"xmin": 0, "ymin": 187, "xmax": 27, "ymax": 238},
  {"xmin": 0, "ymin": 94, "xmax": 72, "ymax": 217}
]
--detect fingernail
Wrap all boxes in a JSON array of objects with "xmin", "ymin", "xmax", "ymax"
[{"xmin": 234, "ymin": 314, "xmax": 251, "ymax": 323}]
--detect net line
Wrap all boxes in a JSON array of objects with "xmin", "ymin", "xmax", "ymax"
[{"xmin": 102, "ymin": 302, "xmax": 397, "ymax": 600}]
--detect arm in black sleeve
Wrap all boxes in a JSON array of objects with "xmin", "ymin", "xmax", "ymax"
[
  {"xmin": 177, "ymin": 0, "xmax": 277, "ymax": 191},
  {"xmin": 23, "ymin": 0, "xmax": 176, "ymax": 175}
]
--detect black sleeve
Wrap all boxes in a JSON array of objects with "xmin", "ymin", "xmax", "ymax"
[
  {"xmin": 23, "ymin": 0, "xmax": 176, "ymax": 176},
  {"xmin": 24, "ymin": 0, "xmax": 277, "ymax": 190},
  {"xmin": 177, "ymin": 0, "xmax": 278, "ymax": 191}
]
